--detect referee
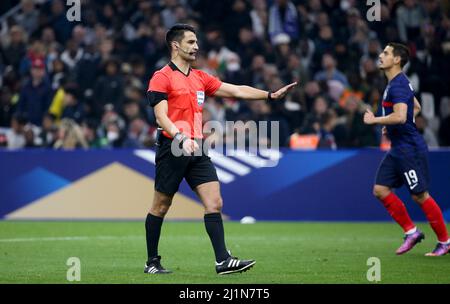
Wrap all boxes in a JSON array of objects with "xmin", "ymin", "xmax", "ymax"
[{"xmin": 145, "ymin": 24, "xmax": 296, "ymax": 275}]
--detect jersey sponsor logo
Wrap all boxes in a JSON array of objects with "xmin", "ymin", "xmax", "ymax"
[{"xmin": 196, "ymin": 91, "xmax": 205, "ymax": 106}]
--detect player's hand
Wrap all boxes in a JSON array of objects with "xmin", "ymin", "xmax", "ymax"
[
  {"xmin": 182, "ymin": 138, "xmax": 199, "ymax": 155},
  {"xmin": 363, "ymin": 109, "xmax": 376, "ymax": 125},
  {"xmin": 270, "ymin": 82, "xmax": 298, "ymax": 100},
  {"xmin": 382, "ymin": 126, "xmax": 387, "ymax": 135}
]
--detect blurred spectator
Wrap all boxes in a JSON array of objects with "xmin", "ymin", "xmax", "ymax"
[
  {"xmin": 300, "ymin": 95, "xmax": 329, "ymax": 134},
  {"xmin": 23, "ymin": 124, "xmax": 36, "ymax": 148},
  {"xmin": 6, "ymin": 113, "xmax": 28, "ymax": 149},
  {"xmin": 335, "ymin": 95, "xmax": 377, "ymax": 147},
  {"xmin": 235, "ymin": 27, "xmax": 265, "ymax": 70},
  {"xmin": 280, "ymin": 52, "xmax": 309, "ymax": 85},
  {"xmin": 99, "ymin": 104, "xmax": 126, "ymax": 148},
  {"xmin": 2, "ymin": 25, "xmax": 27, "ymax": 71},
  {"xmin": 38, "ymin": 112, "xmax": 57, "ymax": 148},
  {"xmin": 93, "ymin": 58, "xmax": 124, "ymax": 116},
  {"xmin": 74, "ymin": 41, "xmax": 101, "ymax": 102},
  {"xmin": 248, "ymin": 99, "xmax": 290, "ymax": 146},
  {"xmin": 123, "ymin": 117, "xmax": 152, "ymax": 148},
  {"xmin": 60, "ymin": 39, "xmax": 84, "ymax": 72},
  {"xmin": 14, "ymin": 0, "xmax": 39, "ymax": 35},
  {"xmin": 338, "ymin": 73, "xmax": 366, "ymax": 109},
  {"xmin": 314, "ymin": 53, "xmax": 349, "ymax": 88},
  {"xmin": 223, "ymin": 0, "xmax": 253, "ymax": 50},
  {"xmin": 268, "ymin": 0, "xmax": 299, "ymax": 44},
  {"xmin": 122, "ymin": 97, "xmax": 143, "ymax": 126},
  {"xmin": 19, "ymin": 39, "xmax": 47, "ymax": 77},
  {"xmin": 250, "ymin": 0, "xmax": 268, "ymax": 39},
  {"xmin": 415, "ymin": 114, "xmax": 439, "ymax": 147},
  {"xmin": 49, "ymin": 58, "xmax": 67, "ymax": 91},
  {"xmin": 53, "ymin": 118, "xmax": 88, "ymax": 150},
  {"xmin": 17, "ymin": 58, "xmax": 52, "ymax": 126},
  {"xmin": 396, "ymin": 0, "xmax": 426, "ymax": 43},
  {"xmin": 61, "ymin": 84, "xmax": 84, "ymax": 123},
  {"xmin": 81, "ymin": 119, "xmax": 108, "ymax": 149},
  {"xmin": 49, "ymin": 0, "xmax": 75, "ymax": 44},
  {"xmin": 317, "ymin": 109, "xmax": 337, "ymax": 149}
]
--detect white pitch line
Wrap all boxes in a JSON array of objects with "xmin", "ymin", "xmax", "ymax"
[{"xmin": 0, "ymin": 235, "xmax": 142, "ymax": 243}]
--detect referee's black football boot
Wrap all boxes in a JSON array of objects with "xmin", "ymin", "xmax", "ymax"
[
  {"xmin": 144, "ymin": 256, "xmax": 172, "ymax": 274},
  {"xmin": 215, "ymin": 252, "xmax": 256, "ymax": 275}
]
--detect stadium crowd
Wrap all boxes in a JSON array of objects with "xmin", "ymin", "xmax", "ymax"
[{"xmin": 0, "ymin": 0, "xmax": 449, "ymax": 150}]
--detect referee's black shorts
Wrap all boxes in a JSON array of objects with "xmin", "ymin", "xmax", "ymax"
[{"xmin": 154, "ymin": 135, "xmax": 219, "ymax": 195}]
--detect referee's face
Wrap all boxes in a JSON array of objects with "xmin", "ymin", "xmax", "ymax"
[{"xmin": 177, "ymin": 31, "xmax": 199, "ymax": 62}]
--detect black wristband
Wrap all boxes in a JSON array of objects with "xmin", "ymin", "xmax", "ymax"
[
  {"xmin": 173, "ymin": 132, "xmax": 187, "ymax": 145},
  {"xmin": 267, "ymin": 91, "xmax": 273, "ymax": 102}
]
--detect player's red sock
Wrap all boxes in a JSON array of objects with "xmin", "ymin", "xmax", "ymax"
[
  {"xmin": 420, "ymin": 196, "xmax": 449, "ymax": 243},
  {"xmin": 381, "ymin": 192, "xmax": 415, "ymax": 233}
]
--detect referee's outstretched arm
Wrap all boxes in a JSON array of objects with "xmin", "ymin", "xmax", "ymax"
[{"xmin": 213, "ymin": 82, "xmax": 298, "ymax": 101}]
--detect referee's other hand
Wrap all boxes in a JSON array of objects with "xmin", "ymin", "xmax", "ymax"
[{"xmin": 182, "ymin": 138, "xmax": 200, "ymax": 155}]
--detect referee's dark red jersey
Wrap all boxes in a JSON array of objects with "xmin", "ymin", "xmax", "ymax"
[{"xmin": 147, "ymin": 61, "xmax": 222, "ymax": 139}]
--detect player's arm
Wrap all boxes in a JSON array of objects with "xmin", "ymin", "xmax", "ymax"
[
  {"xmin": 213, "ymin": 82, "xmax": 297, "ymax": 100},
  {"xmin": 364, "ymin": 103, "xmax": 408, "ymax": 125},
  {"xmin": 413, "ymin": 97, "xmax": 421, "ymax": 117},
  {"xmin": 153, "ymin": 100, "xmax": 199, "ymax": 153}
]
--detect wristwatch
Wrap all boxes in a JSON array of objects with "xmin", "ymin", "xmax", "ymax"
[{"xmin": 173, "ymin": 132, "xmax": 187, "ymax": 146}]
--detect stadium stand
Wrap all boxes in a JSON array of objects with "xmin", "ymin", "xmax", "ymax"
[{"xmin": 0, "ymin": 0, "xmax": 449, "ymax": 149}]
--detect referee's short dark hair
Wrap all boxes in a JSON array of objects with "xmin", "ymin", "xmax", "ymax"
[
  {"xmin": 166, "ymin": 23, "xmax": 196, "ymax": 51},
  {"xmin": 387, "ymin": 42, "xmax": 410, "ymax": 68}
]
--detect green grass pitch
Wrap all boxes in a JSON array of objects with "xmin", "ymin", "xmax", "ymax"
[{"xmin": 0, "ymin": 221, "xmax": 448, "ymax": 284}]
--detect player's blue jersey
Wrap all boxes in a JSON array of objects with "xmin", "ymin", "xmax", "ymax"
[{"xmin": 381, "ymin": 73, "xmax": 428, "ymax": 156}]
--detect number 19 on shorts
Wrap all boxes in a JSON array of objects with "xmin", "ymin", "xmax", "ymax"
[{"xmin": 404, "ymin": 170, "xmax": 418, "ymax": 190}]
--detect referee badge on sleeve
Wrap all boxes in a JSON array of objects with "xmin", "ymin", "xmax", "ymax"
[{"xmin": 196, "ymin": 91, "xmax": 205, "ymax": 106}]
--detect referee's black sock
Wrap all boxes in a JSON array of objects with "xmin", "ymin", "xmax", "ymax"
[
  {"xmin": 145, "ymin": 213, "xmax": 164, "ymax": 263},
  {"xmin": 204, "ymin": 212, "xmax": 230, "ymax": 263}
]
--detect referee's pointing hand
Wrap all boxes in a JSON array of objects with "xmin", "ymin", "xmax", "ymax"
[{"xmin": 270, "ymin": 82, "xmax": 298, "ymax": 100}]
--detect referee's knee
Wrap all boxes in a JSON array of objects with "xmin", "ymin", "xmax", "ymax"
[
  {"xmin": 150, "ymin": 204, "xmax": 171, "ymax": 217},
  {"xmin": 150, "ymin": 193, "xmax": 173, "ymax": 217},
  {"xmin": 204, "ymin": 196, "xmax": 223, "ymax": 213}
]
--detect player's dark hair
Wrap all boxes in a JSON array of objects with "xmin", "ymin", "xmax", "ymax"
[
  {"xmin": 387, "ymin": 42, "xmax": 410, "ymax": 68},
  {"xmin": 166, "ymin": 24, "xmax": 196, "ymax": 51}
]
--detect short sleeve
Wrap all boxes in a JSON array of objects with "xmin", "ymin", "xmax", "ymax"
[
  {"xmin": 200, "ymin": 70, "xmax": 222, "ymax": 96},
  {"xmin": 147, "ymin": 72, "xmax": 170, "ymax": 107},
  {"xmin": 390, "ymin": 84, "xmax": 412, "ymax": 105}
]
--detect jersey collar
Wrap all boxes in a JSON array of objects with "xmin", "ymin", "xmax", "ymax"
[{"xmin": 169, "ymin": 61, "xmax": 191, "ymax": 77}]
